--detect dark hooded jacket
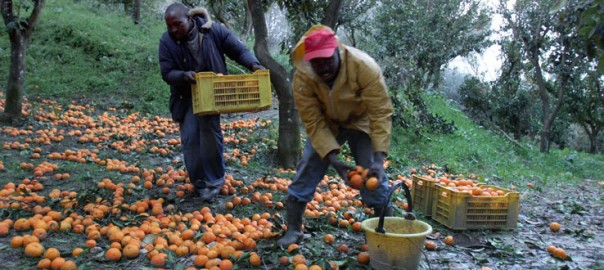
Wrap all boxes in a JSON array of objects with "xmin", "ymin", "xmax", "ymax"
[{"xmin": 159, "ymin": 8, "xmax": 260, "ymax": 119}]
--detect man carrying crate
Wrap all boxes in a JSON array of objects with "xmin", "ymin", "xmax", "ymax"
[
  {"xmin": 276, "ymin": 25, "xmax": 394, "ymax": 248},
  {"xmin": 159, "ymin": 3, "xmax": 264, "ymax": 202}
]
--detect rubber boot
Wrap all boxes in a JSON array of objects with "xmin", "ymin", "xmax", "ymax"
[
  {"xmin": 276, "ymin": 198, "xmax": 306, "ymax": 248},
  {"xmin": 374, "ymin": 205, "xmax": 393, "ymax": 217}
]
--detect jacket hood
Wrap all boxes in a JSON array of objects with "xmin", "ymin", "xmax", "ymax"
[
  {"xmin": 189, "ymin": 7, "xmax": 212, "ymax": 29},
  {"xmin": 291, "ymin": 25, "xmax": 344, "ymax": 77}
]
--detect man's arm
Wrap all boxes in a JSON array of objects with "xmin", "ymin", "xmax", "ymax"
[
  {"xmin": 158, "ymin": 39, "xmax": 191, "ymax": 86},
  {"xmin": 216, "ymin": 24, "xmax": 261, "ymax": 71}
]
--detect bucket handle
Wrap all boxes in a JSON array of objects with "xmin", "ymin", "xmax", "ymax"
[{"xmin": 375, "ymin": 180, "xmax": 415, "ymax": 234}]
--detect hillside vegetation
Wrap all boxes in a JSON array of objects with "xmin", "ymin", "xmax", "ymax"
[{"xmin": 1, "ymin": 0, "xmax": 603, "ymax": 184}]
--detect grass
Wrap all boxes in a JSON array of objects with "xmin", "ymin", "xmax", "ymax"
[
  {"xmin": 1, "ymin": 0, "xmax": 169, "ymax": 114},
  {"xmin": 388, "ymin": 92, "xmax": 604, "ymax": 185}
]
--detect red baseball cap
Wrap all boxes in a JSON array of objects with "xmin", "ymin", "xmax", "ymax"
[{"xmin": 303, "ymin": 29, "xmax": 338, "ymax": 61}]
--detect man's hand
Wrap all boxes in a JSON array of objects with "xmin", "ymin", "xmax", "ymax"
[
  {"xmin": 184, "ymin": 71, "xmax": 197, "ymax": 83},
  {"xmin": 368, "ymin": 152, "xmax": 386, "ymax": 180},
  {"xmin": 252, "ymin": 64, "xmax": 266, "ymax": 71},
  {"xmin": 326, "ymin": 151, "xmax": 355, "ymax": 183}
]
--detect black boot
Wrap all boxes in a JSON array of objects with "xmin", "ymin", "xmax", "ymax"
[{"xmin": 276, "ymin": 197, "xmax": 306, "ymax": 248}]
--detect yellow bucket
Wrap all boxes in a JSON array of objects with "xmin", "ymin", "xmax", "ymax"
[{"xmin": 361, "ymin": 217, "xmax": 432, "ymax": 270}]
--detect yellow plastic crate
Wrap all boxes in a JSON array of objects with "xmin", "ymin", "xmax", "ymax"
[
  {"xmin": 191, "ymin": 70, "xmax": 272, "ymax": 115},
  {"xmin": 432, "ymin": 184, "xmax": 519, "ymax": 230},
  {"xmin": 411, "ymin": 175, "xmax": 439, "ymax": 217}
]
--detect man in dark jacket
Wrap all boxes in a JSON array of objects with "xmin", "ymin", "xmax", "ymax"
[{"xmin": 159, "ymin": 3, "xmax": 264, "ymax": 202}]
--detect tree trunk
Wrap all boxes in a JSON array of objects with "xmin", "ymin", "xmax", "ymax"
[
  {"xmin": 4, "ymin": 30, "xmax": 26, "ymax": 118},
  {"xmin": 1, "ymin": 0, "xmax": 46, "ymax": 122},
  {"xmin": 584, "ymin": 124, "xmax": 600, "ymax": 154},
  {"xmin": 321, "ymin": 0, "xmax": 344, "ymax": 29},
  {"xmin": 531, "ymin": 52, "xmax": 552, "ymax": 153},
  {"xmin": 248, "ymin": 0, "xmax": 301, "ymax": 169},
  {"xmin": 132, "ymin": 0, "xmax": 140, "ymax": 24}
]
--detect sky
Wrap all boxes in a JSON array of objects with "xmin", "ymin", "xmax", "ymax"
[{"xmin": 447, "ymin": 0, "xmax": 505, "ymax": 82}]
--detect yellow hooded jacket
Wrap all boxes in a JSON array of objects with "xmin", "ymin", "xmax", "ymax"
[{"xmin": 291, "ymin": 25, "xmax": 393, "ymax": 159}]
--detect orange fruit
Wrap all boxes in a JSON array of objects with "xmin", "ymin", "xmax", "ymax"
[
  {"xmin": 357, "ymin": 251, "xmax": 370, "ymax": 265},
  {"xmin": 287, "ymin": 243, "xmax": 299, "ymax": 253},
  {"xmin": 123, "ymin": 244, "xmax": 139, "ymax": 259},
  {"xmin": 61, "ymin": 260, "xmax": 77, "ymax": 270},
  {"xmin": 351, "ymin": 222, "xmax": 362, "ymax": 232},
  {"xmin": 552, "ymin": 247, "xmax": 567, "ymax": 260},
  {"xmin": 365, "ymin": 177, "xmax": 379, "ymax": 191},
  {"xmin": 181, "ymin": 229, "xmax": 195, "ymax": 240},
  {"xmin": 279, "ymin": 255, "xmax": 290, "ymax": 266},
  {"xmin": 202, "ymin": 231, "xmax": 216, "ymax": 244},
  {"xmin": 292, "ymin": 254, "xmax": 306, "ymax": 266},
  {"xmin": 349, "ymin": 174, "xmax": 363, "ymax": 190},
  {"xmin": 249, "ymin": 253, "xmax": 261, "ymax": 267},
  {"xmin": 44, "ymin": 248, "xmax": 61, "ymax": 260},
  {"xmin": 150, "ymin": 253, "xmax": 166, "ymax": 266},
  {"xmin": 549, "ymin": 222, "xmax": 561, "ymax": 232},
  {"xmin": 546, "ymin": 245, "xmax": 556, "ymax": 254},
  {"xmin": 425, "ymin": 240, "xmax": 436, "ymax": 251},
  {"xmin": 323, "ymin": 234, "xmax": 334, "ymax": 244},
  {"xmin": 25, "ymin": 242, "xmax": 45, "ymax": 257},
  {"xmin": 85, "ymin": 239, "xmax": 96, "ymax": 248},
  {"xmin": 295, "ymin": 264, "xmax": 309, "ymax": 270},
  {"xmin": 444, "ymin": 236, "xmax": 455, "ymax": 246},
  {"xmin": 11, "ymin": 236, "xmax": 24, "ymax": 248},
  {"xmin": 72, "ymin": 248, "xmax": 84, "ymax": 257},
  {"xmin": 194, "ymin": 255, "xmax": 209, "ymax": 267},
  {"xmin": 336, "ymin": 244, "xmax": 349, "ymax": 254},
  {"xmin": 219, "ymin": 259, "xmax": 233, "ymax": 270},
  {"xmin": 37, "ymin": 258, "xmax": 52, "ymax": 269},
  {"xmin": 105, "ymin": 247, "xmax": 122, "ymax": 261},
  {"xmin": 14, "ymin": 218, "xmax": 31, "ymax": 231},
  {"xmin": 50, "ymin": 257, "xmax": 65, "ymax": 270},
  {"xmin": 0, "ymin": 223, "xmax": 9, "ymax": 236}
]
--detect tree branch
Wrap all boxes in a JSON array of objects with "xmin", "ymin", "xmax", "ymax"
[{"xmin": 25, "ymin": 0, "xmax": 46, "ymax": 40}]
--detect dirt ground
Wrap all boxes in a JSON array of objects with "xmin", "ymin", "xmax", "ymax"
[
  {"xmin": 0, "ymin": 98, "xmax": 602, "ymax": 270},
  {"xmin": 419, "ymin": 180, "xmax": 604, "ymax": 270},
  {"xmin": 239, "ymin": 106, "xmax": 604, "ymax": 270}
]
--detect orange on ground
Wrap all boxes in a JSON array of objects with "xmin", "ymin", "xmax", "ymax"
[
  {"xmin": 25, "ymin": 242, "xmax": 45, "ymax": 257},
  {"xmin": 357, "ymin": 251, "xmax": 370, "ymax": 265},
  {"xmin": 444, "ymin": 236, "xmax": 455, "ymax": 246},
  {"xmin": 105, "ymin": 247, "xmax": 122, "ymax": 261},
  {"xmin": 549, "ymin": 222, "xmax": 561, "ymax": 232},
  {"xmin": 425, "ymin": 240, "xmax": 436, "ymax": 251},
  {"xmin": 249, "ymin": 253, "xmax": 261, "ymax": 267},
  {"xmin": 44, "ymin": 248, "xmax": 60, "ymax": 260},
  {"xmin": 552, "ymin": 247, "xmax": 568, "ymax": 260},
  {"xmin": 323, "ymin": 234, "xmax": 334, "ymax": 244}
]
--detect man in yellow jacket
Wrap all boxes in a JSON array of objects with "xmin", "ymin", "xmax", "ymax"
[{"xmin": 277, "ymin": 25, "xmax": 394, "ymax": 248}]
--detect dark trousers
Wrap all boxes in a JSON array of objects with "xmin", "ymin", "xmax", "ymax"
[
  {"xmin": 287, "ymin": 128, "xmax": 389, "ymax": 208},
  {"xmin": 179, "ymin": 104, "xmax": 225, "ymax": 189}
]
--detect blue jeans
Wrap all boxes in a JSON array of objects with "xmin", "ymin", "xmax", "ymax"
[
  {"xmin": 179, "ymin": 104, "xmax": 225, "ymax": 189},
  {"xmin": 288, "ymin": 128, "xmax": 389, "ymax": 208}
]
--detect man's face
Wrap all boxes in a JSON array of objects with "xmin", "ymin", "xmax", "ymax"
[
  {"xmin": 165, "ymin": 13, "xmax": 191, "ymax": 41},
  {"xmin": 309, "ymin": 50, "xmax": 340, "ymax": 84}
]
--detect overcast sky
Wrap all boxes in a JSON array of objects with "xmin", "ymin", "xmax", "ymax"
[{"xmin": 447, "ymin": 0, "xmax": 505, "ymax": 82}]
